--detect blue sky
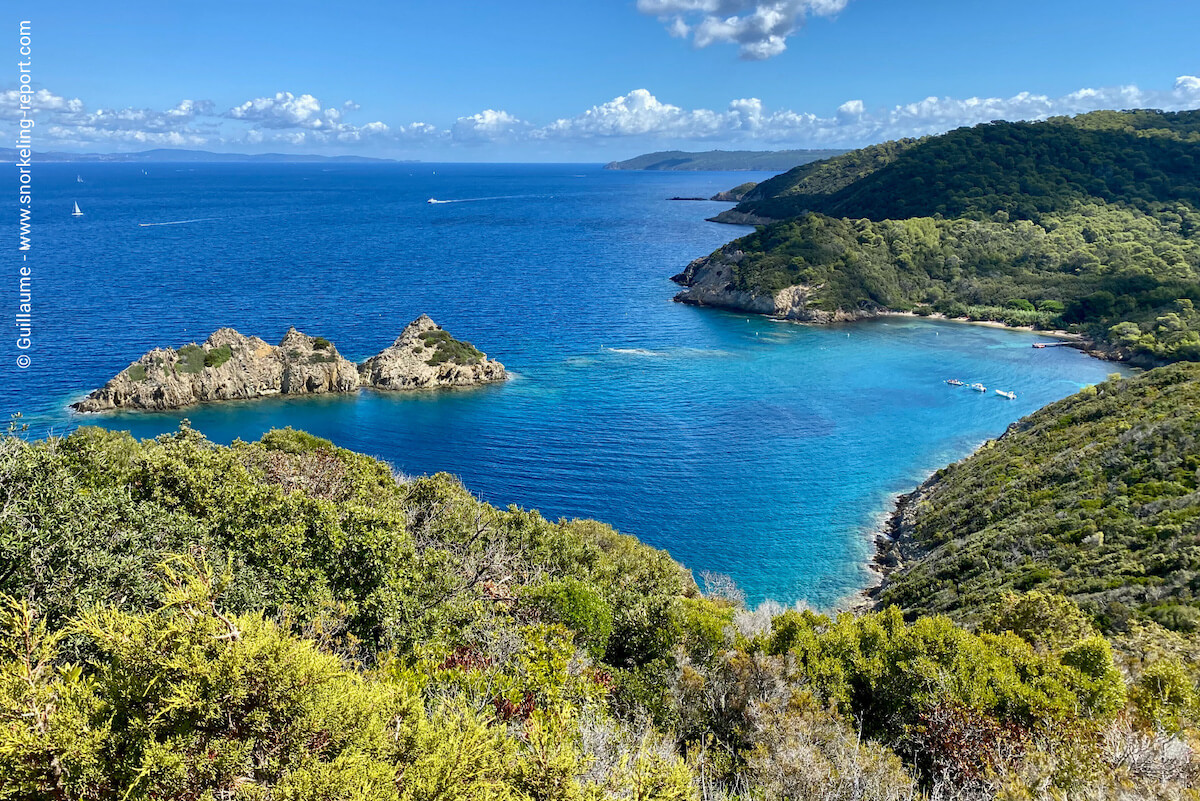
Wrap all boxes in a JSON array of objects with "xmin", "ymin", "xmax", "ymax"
[{"xmin": 11, "ymin": 0, "xmax": 1200, "ymax": 160}]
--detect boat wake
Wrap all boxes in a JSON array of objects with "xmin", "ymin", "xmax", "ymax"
[
  {"xmin": 137, "ymin": 218, "xmax": 211, "ymax": 227},
  {"xmin": 601, "ymin": 346, "xmax": 732, "ymax": 359},
  {"xmin": 427, "ymin": 194, "xmax": 548, "ymax": 205},
  {"xmin": 603, "ymin": 347, "xmax": 663, "ymax": 357}
]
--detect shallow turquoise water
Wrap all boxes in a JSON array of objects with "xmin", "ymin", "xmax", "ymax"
[{"xmin": 4, "ymin": 163, "xmax": 1130, "ymax": 606}]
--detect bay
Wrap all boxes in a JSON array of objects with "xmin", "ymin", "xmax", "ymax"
[{"xmin": 3, "ymin": 162, "xmax": 1130, "ymax": 606}]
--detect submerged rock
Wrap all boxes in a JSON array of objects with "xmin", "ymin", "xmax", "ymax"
[
  {"xmin": 359, "ymin": 315, "xmax": 507, "ymax": 390},
  {"xmin": 73, "ymin": 316, "xmax": 506, "ymax": 412}
]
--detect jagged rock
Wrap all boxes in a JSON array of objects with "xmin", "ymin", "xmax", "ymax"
[
  {"xmin": 359, "ymin": 315, "xmax": 507, "ymax": 390},
  {"xmin": 72, "ymin": 328, "xmax": 360, "ymax": 412},
  {"xmin": 705, "ymin": 209, "xmax": 776, "ymax": 226},
  {"xmin": 670, "ymin": 247, "xmax": 881, "ymax": 323},
  {"xmin": 72, "ymin": 317, "xmax": 508, "ymax": 413}
]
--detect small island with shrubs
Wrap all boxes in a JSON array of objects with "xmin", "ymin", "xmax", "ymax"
[{"xmin": 71, "ymin": 314, "xmax": 507, "ymax": 412}]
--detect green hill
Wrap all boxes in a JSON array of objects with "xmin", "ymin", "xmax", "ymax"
[
  {"xmin": 603, "ymin": 148, "xmax": 846, "ymax": 171},
  {"xmin": 720, "ymin": 110, "xmax": 1200, "ymax": 223},
  {"xmin": 876, "ymin": 364, "xmax": 1200, "ymax": 635},
  {"xmin": 681, "ymin": 110, "xmax": 1200, "ymax": 362}
]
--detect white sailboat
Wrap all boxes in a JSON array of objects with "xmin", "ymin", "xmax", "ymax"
[
  {"xmin": 76, "ymin": 175, "xmax": 84, "ymax": 183},
  {"xmin": 72, "ymin": 201, "xmax": 83, "ymax": 217}
]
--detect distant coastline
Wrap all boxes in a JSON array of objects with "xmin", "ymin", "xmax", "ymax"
[{"xmin": 606, "ymin": 148, "xmax": 847, "ymax": 171}]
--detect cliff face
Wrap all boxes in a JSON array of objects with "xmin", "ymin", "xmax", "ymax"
[
  {"xmin": 670, "ymin": 248, "xmax": 880, "ymax": 323},
  {"xmin": 359, "ymin": 315, "xmax": 507, "ymax": 390},
  {"xmin": 72, "ymin": 316, "xmax": 506, "ymax": 413}
]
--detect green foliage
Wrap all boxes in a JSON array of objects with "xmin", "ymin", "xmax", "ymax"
[
  {"xmin": 203, "ymin": 343, "xmax": 232, "ymax": 368},
  {"xmin": 701, "ymin": 109, "xmax": 1200, "ymax": 362},
  {"xmin": 0, "ymin": 425, "xmax": 694, "ymax": 661},
  {"xmin": 982, "ymin": 591, "xmax": 1098, "ymax": 652},
  {"xmin": 522, "ymin": 577, "xmax": 614, "ymax": 660},
  {"xmin": 2, "ymin": 420, "xmax": 1196, "ymax": 799},
  {"xmin": 259, "ymin": 426, "xmax": 338, "ymax": 454},
  {"xmin": 877, "ymin": 364, "xmax": 1200, "ymax": 634},
  {"xmin": 764, "ymin": 606, "xmax": 1125, "ymax": 743},
  {"xmin": 716, "ymin": 201, "xmax": 1200, "ymax": 358},
  {"xmin": 174, "ymin": 343, "xmax": 206, "ymax": 374},
  {"xmin": 1130, "ymin": 658, "xmax": 1197, "ymax": 733},
  {"xmin": 732, "ymin": 110, "xmax": 1200, "ymax": 222},
  {"xmin": 312, "ymin": 336, "xmax": 331, "ymax": 350},
  {"xmin": 126, "ymin": 363, "xmax": 147, "ymax": 381},
  {"xmin": 420, "ymin": 329, "xmax": 484, "ymax": 366}
]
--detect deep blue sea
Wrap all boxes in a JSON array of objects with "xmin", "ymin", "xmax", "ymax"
[{"xmin": 4, "ymin": 162, "xmax": 1131, "ymax": 607}]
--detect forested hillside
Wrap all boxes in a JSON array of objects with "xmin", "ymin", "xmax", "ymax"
[
  {"xmin": 724, "ymin": 110, "xmax": 1200, "ymax": 222},
  {"xmin": 693, "ymin": 109, "xmax": 1200, "ymax": 360},
  {"xmin": 877, "ymin": 364, "xmax": 1200, "ymax": 634},
  {"xmin": 3, "ymin": 425, "xmax": 1196, "ymax": 799}
]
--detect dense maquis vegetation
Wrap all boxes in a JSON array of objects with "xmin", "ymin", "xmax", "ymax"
[
  {"xmin": 3, "ymin": 425, "xmax": 1196, "ymax": 799},
  {"xmin": 705, "ymin": 110, "xmax": 1200, "ymax": 361},
  {"xmin": 729, "ymin": 110, "xmax": 1200, "ymax": 223},
  {"xmin": 726, "ymin": 201, "xmax": 1200, "ymax": 360},
  {"xmin": 877, "ymin": 364, "xmax": 1200, "ymax": 637}
]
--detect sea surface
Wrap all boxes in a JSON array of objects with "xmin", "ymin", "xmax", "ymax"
[{"xmin": 4, "ymin": 162, "xmax": 1131, "ymax": 607}]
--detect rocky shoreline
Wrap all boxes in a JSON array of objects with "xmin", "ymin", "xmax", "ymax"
[
  {"xmin": 670, "ymin": 246, "xmax": 884, "ymax": 323},
  {"xmin": 72, "ymin": 315, "xmax": 507, "ymax": 413},
  {"xmin": 668, "ymin": 246, "xmax": 1167, "ymax": 370},
  {"xmin": 854, "ymin": 479, "xmax": 936, "ymax": 612}
]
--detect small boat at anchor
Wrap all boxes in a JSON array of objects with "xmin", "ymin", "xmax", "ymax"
[
  {"xmin": 970, "ymin": 383, "xmax": 987, "ymax": 392},
  {"xmin": 945, "ymin": 379, "xmax": 964, "ymax": 386},
  {"xmin": 996, "ymin": 390, "xmax": 1016, "ymax": 399},
  {"xmin": 71, "ymin": 201, "xmax": 83, "ymax": 217}
]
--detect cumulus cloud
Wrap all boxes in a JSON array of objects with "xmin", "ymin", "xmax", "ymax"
[
  {"xmin": 540, "ymin": 89, "xmax": 727, "ymax": 138},
  {"xmin": 451, "ymin": 109, "xmax": 528, "ymax": 143},
  {"xmin": 14, "ymin": 75, "xmax": 1200, "ymax": 155},
  {"xmin": 537, "ymin": 78, "xmax": 1200, "ymax": 147},
  {"xmin": 638, "ymin": 0, "xmax": 852, "ymax": 59},
  {"xmin": 225, "ymin": 91, "xmax": 349, "ymax": 129}
]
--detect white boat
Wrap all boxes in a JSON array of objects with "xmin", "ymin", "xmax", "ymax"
[
  {"xmin": 996, "ymin": 390, "xmax": 1016, "ymax": 399},
  {"xmin": 76, "ymin": 175, "xmax": 83, "ymax": 183},
  {"xmin": 945, "ymin": 378, "xmax": 964, "ymax": 386},
  {"xmin": 427, "ymin": 198, "xmax": 437, "ymax": 204},
  {"xmin": 71, "ymin": 201, "xmax": 83, "ymax": 217},
  {"xmin": 970, "ymin": 383, "xmax": 987, "ymax": 392}
]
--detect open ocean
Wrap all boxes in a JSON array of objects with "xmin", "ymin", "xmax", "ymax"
[{"xmin": 3, "ymin": 162, "xmax": 1131, "ymax": 607}]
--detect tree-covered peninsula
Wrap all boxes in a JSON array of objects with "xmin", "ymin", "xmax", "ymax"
[
  {"xmin": 2, "ymin": 419, "xmax": 1197, "ymax": 799},
  {"xmin": 679, "ymin": 109, "xmax": 1200, "ymax": 363}
]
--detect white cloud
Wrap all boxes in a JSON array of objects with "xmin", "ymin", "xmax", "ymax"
[
  {"xmin": 452, "ymin": 109, "xmax": 528, "ymax": 143},
  {"xmin": 536, "ymin": 78, "xmax": 1200, "ymax": 147},
  {"xmin": 639, "ymin": 0, "xmax": 852, "ymax": 59},
  {"xmin": 12, "ymin": 75, "xmax": 1200, "ymax": 156},
  {"xmin": 225, "ymin": 91, "xmax": 339, "ymax": 129}
]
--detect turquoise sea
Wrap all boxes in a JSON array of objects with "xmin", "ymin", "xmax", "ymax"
[{"xmin": 4, "ymin": 162, "xmax": 1131, "ymax": 607}]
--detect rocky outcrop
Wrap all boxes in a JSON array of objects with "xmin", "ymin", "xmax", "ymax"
[
  {"xmin": 73, "ymin": 316, "xmax": 507, "ymax": 412},
  {"xmin": 706, "ymin": 209, "xmax": 776, "ymax": 226},
  {"xmin": 359, "ymin": 315, "xmax": 507, "ymax": 391},
  {"xmin": 670, "ymin": 247, "xmax": 881, "ymax": 323},
  {"xmin": 710, "ymin": 182, "xmax": 759, "ymax": 202},
  {"xmin": 72, "ymin": 327, "xmax": 359, "ymax": 412}
]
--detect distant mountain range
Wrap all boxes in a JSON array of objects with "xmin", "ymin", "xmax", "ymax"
[
  {"xmin": 604, "ymin": 149, "xmax": 848, "ymax": 171},
  {"xmin": 2, "ymin": 148, "xmax": 405, "ymax": 163}
]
